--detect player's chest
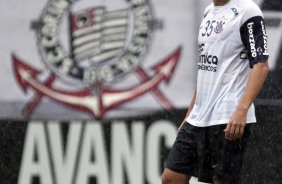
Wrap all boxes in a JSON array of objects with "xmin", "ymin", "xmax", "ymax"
[{"xmin": 198, "ymin": 11, "xmax": 239, "ymax": 43}]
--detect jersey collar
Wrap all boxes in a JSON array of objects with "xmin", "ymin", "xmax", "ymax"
[{"xmin": 212, "ymin": 0, "xmax": 235, "ymax": 13}]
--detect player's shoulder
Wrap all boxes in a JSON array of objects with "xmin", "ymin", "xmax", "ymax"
[
  {"xmin": 204, "ymin": 3, "xmax": 213, "ymax": 12},
  {"xmin": 237, "ymin": 0, "xmax": 263, "ymax": 19},
  {"xmin": 203, "ymin": 3, "xmax": 213, "ymax": 18}
]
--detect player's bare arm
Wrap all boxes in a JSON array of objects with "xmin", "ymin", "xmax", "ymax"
[{"xmin": 225, "ymin": 62, "xmax": 269, "ymax": 140}]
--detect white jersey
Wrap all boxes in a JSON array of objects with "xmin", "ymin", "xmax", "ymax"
[{"xmin": 186, "ymin": 0, "xmax": 269, "ymax": 127}]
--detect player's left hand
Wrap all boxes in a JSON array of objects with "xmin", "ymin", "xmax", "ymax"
[{"xmin": 224, "ymin": 108, "xmax": 248, "ymax": 140}]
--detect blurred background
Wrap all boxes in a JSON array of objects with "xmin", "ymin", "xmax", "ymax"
[{"xmin": 0, "ymin": 0, "xmax": 281, "ymax": 183}]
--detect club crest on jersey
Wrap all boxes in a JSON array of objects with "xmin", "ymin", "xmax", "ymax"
[
  {"xmin": 11, "ymin": 0, "xmax": 182, "ymax": 118},
  {"xmin": 214, "ymin": 20, "xmax": 225, "ymax": 34}
]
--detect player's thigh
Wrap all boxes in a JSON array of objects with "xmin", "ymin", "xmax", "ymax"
[
  {"xmin": 164, "ymin": 123, "xmax": 199, "ymax": 175},
  {"xmin": 213, "ymin": 124, "xmax": 253, "ymax": 183},
  {"xmin": 213, "ymin": 178, "xmax": 235, "ymax": 184},
  {"xmin": 161, "ymin": 168, "xmax": 191, "ymax": 184}
]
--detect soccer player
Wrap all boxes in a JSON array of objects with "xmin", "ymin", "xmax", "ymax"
[{"xmin": 161, "ymin": 0, "xmax": 269, "ymax": 183}]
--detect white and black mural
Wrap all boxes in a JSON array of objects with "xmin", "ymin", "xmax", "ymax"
[{"xmin": 0, "ymin": 0, "xmax": 282, "ymax": 184}]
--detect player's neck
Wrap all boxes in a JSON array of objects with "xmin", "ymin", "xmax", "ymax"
[{"xmin": 213, "ymin": 0, "xmax": 230, "ymax": 6}]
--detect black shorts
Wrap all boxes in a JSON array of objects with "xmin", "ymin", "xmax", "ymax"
[{"xmin": 164, "ymin": 122, "xmax": 252, "ymax": 183}]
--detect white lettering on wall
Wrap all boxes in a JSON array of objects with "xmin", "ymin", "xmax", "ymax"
[
  {"xmin": 17, "ymin": 121, "xmax": 52, "ymax": 184},
  {"xmin": 146, "ymin": 120, "xmax": 177, "ymax": 184},
  {"xmin": 18, "ymin": 120, "xmax": 177, "ymax": 184},
  {"xmin": 47, "ymin": 122, "xmax": 82, "ymax": 184},
  {"xmin": 75, "ymin": 122, "xmax": 110, "ymax": 184},
  {"xmin": 111, "ymin": 121, "xmax": 145, "ymax": 184}
]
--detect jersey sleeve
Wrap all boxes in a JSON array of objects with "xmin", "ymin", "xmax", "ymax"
[{"xmin": 240, "ymin": 5, "xmax": 269, "ymax": 68}]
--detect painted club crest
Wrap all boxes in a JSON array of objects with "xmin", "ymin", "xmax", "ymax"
[{"xmin": 12, "ymin": 0, "xmax": 182, "ymax": 118}]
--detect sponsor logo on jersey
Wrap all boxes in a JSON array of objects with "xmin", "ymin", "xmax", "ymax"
[
  {"xmin": 257, "ymin": 47, "xmax": 263, "ymax": 55},
  {"xmin": 247, "ymin": 22, "xmax": 257, "ymax": 58},
  {"xmin": 231, "ymin": 8, "xmax": 239, "ymax": 17},
  {"xmin": 198, "ymin": 53, "xmax": 218, "ymax": 72},
  {"xmin": 198, "ymin": 43, "xmax": 205, "ymax": 52},
  {"xmin": 260, "ymin": 20, "xmax": 269, "ymax": 56}
]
